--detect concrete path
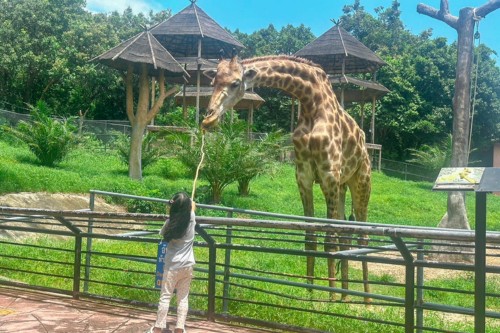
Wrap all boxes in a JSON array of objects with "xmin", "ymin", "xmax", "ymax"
[{"xmin": 0, "ymin": 286, "xmax": 277, "ymax": 333}]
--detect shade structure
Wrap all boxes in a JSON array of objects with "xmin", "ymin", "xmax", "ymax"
[
  {"xmin": 92, "ymin": 30, "xmax": 187, "ymax": 77},
  {"xmin": 150, "ymin": 1, "xmax": 244, "ymax": 59},
  {"xmin": 167, "ymin": 57, "xmax": 217, "ymax": 85},
  {"xmin": 329, "ymin": 75, "xmax": 390, "ymax": 104},
  {"xmin": 150, "ymin": 1, "xmax": 244, "ymax": 124},
  {"xmin": 174, "ymin": 86, "xmax": 265, "ymax": 110},
  {"xmin": 295, "ymin": 25, "xmax": 386, "ymax": 74}
]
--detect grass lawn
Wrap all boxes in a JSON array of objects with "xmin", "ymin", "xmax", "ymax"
[
  {"xmin": 1, "ymin": 139, "xmax": 500, "ymax": 332},
  {"xmin": 2, "ymin": 139, "xmax": 499, "ymax": 230}
]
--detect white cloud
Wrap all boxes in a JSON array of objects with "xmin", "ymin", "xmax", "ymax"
[{"xmin": 86, "ymin": 0, "xmax": 162, "ymax": 15}]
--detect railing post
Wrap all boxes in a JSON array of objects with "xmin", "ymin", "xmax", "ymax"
[
  {"xmin": 207, "ymin": 238, "xmax": 217, "ymax": 321},
  {"xmin": 392, "ymin": 236, "xmax": 415, "ymax": 333},
  {"xmin": 475, "ymin": 192, "xmax": 487, "ymax": 333},
  {"xmin": 222, "ymin": 212, "xmax": 233, "ymax": 314},
  {"xmin": 378, "ymin": 147, "xmax": 382, "ymax": 171},
  {"xmin": 84, "ymin": 191, "xmax": 96, "ymax": 293},
  {"xmin": 54, "ymin": 215, "xmax": 83, "ymax": 300},
  {"xmin": 416, "ymin": 241, "xmax": 424, "ymax": 333},
  {"xmin": 195, "ymin": 224, "xmax": 217, "ymax": 321},
  {"xmin": 73, "ymin": 234, "xmax": 82, "ymax": 299}
]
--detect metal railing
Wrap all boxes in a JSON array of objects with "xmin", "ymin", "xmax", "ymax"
[{"xmin": 1, "ymin": 191, "xmax": 500, "ymax": 332}]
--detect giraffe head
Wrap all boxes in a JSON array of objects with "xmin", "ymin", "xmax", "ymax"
[{"xmin": 201, "ymin": 56, "xmax": 256, "ymax": 130}]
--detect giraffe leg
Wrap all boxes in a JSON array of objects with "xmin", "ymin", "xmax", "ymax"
[
  {"xmin": 324, "ymin": 230, "xmax": 338, "ymax": 299},
  {"xmin": 339, "ymin": 210, "xmax": 352, "ymax": 302},
  {"xmin": 318, "ymin": 169, "xmax": 342, "ymax": 300},
  {"xmin": 349, "ymin": 161, "xmax": 372, "ymax": 303},
  {"xmin": 295, "ymin": 162, "xmax": 315, "ymax": 287}
]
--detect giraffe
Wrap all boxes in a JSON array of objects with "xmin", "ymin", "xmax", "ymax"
[{"xmin": 202, "ymin": 55, "xmax": 372, "ymax": 302}]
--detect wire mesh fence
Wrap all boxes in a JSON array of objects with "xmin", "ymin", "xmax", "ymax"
[
  {"xmin": 1, "ymin": 108, "xmax": 439, "ymax": 181},
  {"xmin": 381, "ymin": 158, "xmax": 437, "ymax": 182}
]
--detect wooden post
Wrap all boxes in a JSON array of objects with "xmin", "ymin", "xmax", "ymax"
[
  {"xmin": 370, "ymin": 96, "xmax": 376, "ymax": 144},
  {"xmin": 417, "ymin": 0, "xmax": 500, "ymax": 237},
  {"xmin": 360, "ymin": 101, "xmax": 365, "ymax": 131},
  {"xmin": 150, "ymin": 77, "xmax": 156, "ymax": 126},
  {"xmin": 196, "ymin": 38, "xmax": 202, "ymax": 125}
]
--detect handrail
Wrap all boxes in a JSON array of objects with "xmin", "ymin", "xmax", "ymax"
[{"xmin": 1, "ymin": 201, "xmax": 499, "ymax": 333}]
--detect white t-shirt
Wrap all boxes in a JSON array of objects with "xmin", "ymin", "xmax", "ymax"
[{"xmin": 161, "ymin": 211, "xmax": 196, "ymax": 270}]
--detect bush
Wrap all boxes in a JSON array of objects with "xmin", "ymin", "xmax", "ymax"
[
  {"xmin": 407, "ymin": 133, "xmax": 452, "ymax": 175},
  {"xmin": 155, "ymin": 105, "xmax": 196, "ymax": 127},
  {"xmin": 170, "ymin": 121, "xmax": 288, "ymax": 203},
  {"xmin": 236, "ymin": 130, "xmax": 288, "ymax": 196},
  {"xmin": 115, "ymin": 132, "xmax": 162, "ymax": 169},
  {"xmin": 2, "ymin": 101, "xmax": 77, "ymax": 167}
]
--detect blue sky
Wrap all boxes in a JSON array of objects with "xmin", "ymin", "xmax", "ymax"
[{"xmin": 86, "ymin": 0, "xmax": 499, "ymax": 62}]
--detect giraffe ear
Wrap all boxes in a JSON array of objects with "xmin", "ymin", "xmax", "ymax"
[
  {"xmin": 203, "ymin": 69, "xmax": 217, "ymax": 80},
  {"xmin": 243, "ymin": 68, "xmax": 257, "ymax": 81},
  {"xmin": 243, "ymin": 69, "xmax": 257, "ymax": 90}
]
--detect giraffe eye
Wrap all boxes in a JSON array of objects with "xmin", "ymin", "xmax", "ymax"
[{"xmin": 230, "ymin": 80, "xmax": 241, "ymax": 89}]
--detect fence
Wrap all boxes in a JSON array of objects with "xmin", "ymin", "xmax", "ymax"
[
  {"xmin": 381, "ymin": 158, "xmax": 437, "ymax": 182},
  {"xmin": 1, "ymin": 190, "xmax": 499, "ymax": 333}
]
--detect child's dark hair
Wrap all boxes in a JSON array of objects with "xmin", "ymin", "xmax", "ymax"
[{"xmin": 162, "ymin": 192, "xmax": 192, "ymax": 241}]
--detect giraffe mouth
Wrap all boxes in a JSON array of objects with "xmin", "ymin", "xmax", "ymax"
[{"xmin": 201, "ymin": 113, "xmax": 220, "ymax": 131}]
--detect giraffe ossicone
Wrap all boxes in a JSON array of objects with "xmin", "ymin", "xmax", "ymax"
[{"xmin": 203, "ymin": 55, "xmax": 372, "ymax": 303}]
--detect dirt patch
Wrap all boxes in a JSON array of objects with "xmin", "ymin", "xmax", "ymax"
[
  {"xmin": 350, "ymin": 250, "xmax": 500, "ymax": 283},
  {"xmin": 0, "ymin": 192, "xmax": 125, "ymax": 212},
  {"xmin": 0, "ymin": 192, "xmax": 129, "ymax": 239}
]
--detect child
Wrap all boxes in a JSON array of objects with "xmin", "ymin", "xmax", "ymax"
[{"xmin": 149, "ymin": 192, "xmax": 196, "ymax": 333}]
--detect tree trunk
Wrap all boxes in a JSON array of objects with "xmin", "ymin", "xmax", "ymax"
[
  {"xmin": 238, "ymin": 179, "xmax": 251, "ymax": 196},
  {"xmin": 124, "ymin": 63, "xmax": 179, "ymax": 180},
  {"xmin": 417, "ymin": 0, "xmax": 500, "ymax": 261},
  {"xmin": 129, "ymin": 124, "xmax": 145, "ymax": 179},
  {"xmin": 435, "ymin": 7, "xmax": 475, "ymax": 261},
  {"xmin": 128, "ymin": 64, "xmax": 150, "ymax": 180}
]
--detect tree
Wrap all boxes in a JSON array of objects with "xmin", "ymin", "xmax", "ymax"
[
  {"xmin": 469, "ymin": 44, "xmax": 500, "ymax": 156},
  {"xmin": 124, "ymin": 64, "xmax": 178, "ymax": 180},
  {"xmin": 417, "ymin": 0, "xmax": 500, "ymax": 235},
  {"xmin": 115, "ymin": 132, "xmax": 161, "ymax": 170},
  {"xmin": 232, "ymin": 24, "xmax": 315, "ymax": 59},
  {"xmin": 340, "ymin": 1, "xmax": 456, "ymax": 160},
  {"xmin": 0, "ymin": 0, "xmax": 87, "ymax": 107},
  {"xmin": 0, "ymin": 1, "xmax": 172, "ymax": 121}
]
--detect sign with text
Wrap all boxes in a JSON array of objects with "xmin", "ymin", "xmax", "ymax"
[{"xmin": 155, "ymin": 241, "xmax": 168, "ymax": 289}]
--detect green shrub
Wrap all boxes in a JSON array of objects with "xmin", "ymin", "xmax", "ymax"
[
  {"xmin": 155, "ymin": 157, "xmax": 191, "ymax": 179},
  {"xmin": 77, "ymin": 133, "xmax": 107, "ymax": 151},
  {"xmin": 407, "ymin": 133, "xmax": 452, "ymax": 174},
  {"xmin": 2, "ymin": 101, "xmax": 77, "ymax": 167},
  {"xmin": 236, "ymin": 129, "xmax": 289, "ymax": 196},
  {"xmin": 155, "ymin": 105, "xmax": 196, "ymax": 127},
  {"xmin": 115, "ymin": 132, "xmax": 161, "ymax": 169},
  {"xmin": 170, "ymin": 121, "xmax": 288, "ymax": 203}
]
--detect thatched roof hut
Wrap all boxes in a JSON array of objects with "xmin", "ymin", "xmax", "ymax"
[
  {"xmin": 150, "ymin": 0, "xmax": 244, "ymax": 124},
  {"xmin": 168, "ymin": 57, "xmax": 218, "ymax": 85},
  {"xmin": 150, "ymin": 1, "xmax": 244, "ymax": 59},
  {"xmin": 295, "ymin": 24, "xmax": 388, "ymax": 147},
  {"xmin": 329, "ymin": 75, "xmax": 389, "ymax": 104},
  {"xmin": 93, "ymin": 30, "xmax": 187, "ymax": 77},
  {"xmin": 295, "ymin": 25, "xmax": 386, "ymax": 74},
  {"xmin": 174, "ymin": 86, "xmax": 264, "ymax": 110}
]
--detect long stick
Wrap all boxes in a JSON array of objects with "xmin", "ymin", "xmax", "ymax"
[{"xmin": 191, "ymin": 131, "xmax": 206, "ymax": 199}]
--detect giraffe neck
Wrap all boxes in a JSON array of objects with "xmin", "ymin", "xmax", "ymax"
[{"xmin": 242, "ymin": 56, "xmax": 339, "ymax": 113}]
